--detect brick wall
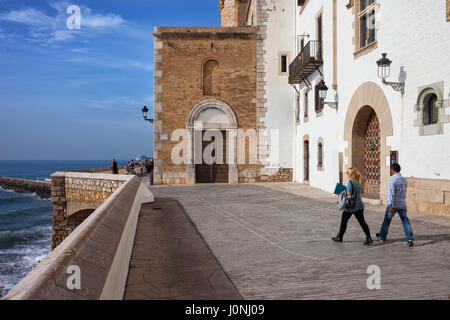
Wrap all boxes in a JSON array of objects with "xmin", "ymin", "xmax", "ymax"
[
  {"xmin": 153, "ymin": 27, "xmax": 260, "ymax": 185},
  {"xmin": 447, "ymin": 0, "xmax": 450, "ymax": 21}
]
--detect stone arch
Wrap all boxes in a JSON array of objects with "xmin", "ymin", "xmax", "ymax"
[
  {"xmin": 64, "ymin": 208, "xmax": 96, "ymax": 239},
  {"xmin": 186, "ymin": 99, "xmax": 239, "ymax": 184},
  {"xmin": 202, "ymin": 58, "xmax": 220, "ymax": 96},
  {"xmin": 344, "ymin": 81, "xmax": 393, "ymax": 201},
  {"xmin": 187, "ymin": 99, "xmax": 238, "ymax": 129},
  {"xmin": 416, "ymin": 85, "xmax": 444, "ymax": 107},
  {"xmin": 414, "ymin": 85, "xmax": 446, "ymax": 135}
]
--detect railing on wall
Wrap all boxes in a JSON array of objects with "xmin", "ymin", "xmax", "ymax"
[{"xmin": 288, "ymin": 40, "xmax": 323, "ymax": 85}]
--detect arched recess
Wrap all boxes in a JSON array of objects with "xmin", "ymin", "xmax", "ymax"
[
  {"xmin": 303, "ymin": 135, "xmax": 310, "ymax": 182},
  {"xmin": 343, "ymin": 81, "xmax": 393, "ymax": 201},
  {"xmin": 202, "ymin": 58, "xmax": 220, "ymax": 96},
  {"xmin": 67, "ymin": 208, "xmax": 96, "ymax": 230},
  {"xmin": 317, "ymin": 137, "xmax": 324, "ymax": 171},
  {"xmin": 186, "ymin": 99, "xmax": 238, "ymax": 184}
]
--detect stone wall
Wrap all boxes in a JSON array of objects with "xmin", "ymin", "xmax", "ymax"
[
  {"xmin": 447, "ymin": 0, "xmax": 450, "ymax": 21},
  {"xmin": 4, "ymin": 176, "xmax": 154, "ymax": 300},
  {"xmin": 259, "ymin": 168, "xmax": 293, "ymax": 183},
  {"xmin": 219, "ymin": 0, "xmax": 249, "ymax": 27},
  {"xmin": 406, "ymin": 177, "xmax": 450, "ymax": 217},
  {"xmin": 153, "ymin": 27, "xmax": 260, "ymax": 185},
  {"xmin": 0, "ymin": 177, "xmax": 50, "ymax": 198},
  {"xmin": 51, "ymin": 172, "xmax": 129, "ymax": 249}
]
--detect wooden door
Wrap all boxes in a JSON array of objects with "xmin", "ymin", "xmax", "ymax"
[
  {"xmin": 304, "ymin": 140, "xmax": 309, "ymax": 181},
  {"xmin": 195, "ymin": 131, "xmax": 228, "ymax": 183},
  {"xmin": 364, "ymin": 111, "xmax": 380, "ymax": 197}
]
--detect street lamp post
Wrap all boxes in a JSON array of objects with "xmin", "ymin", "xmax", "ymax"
[
  {"xmin": 376, "ymin": 53, "xmax": 405, "ymax": 95},
  {"xmin": 318, "ymin": 80, "xmax": 338, "ymax": 110},
  {"xmin": 141, "ymin": 106, "xmax": 154, "ymax": 124}
]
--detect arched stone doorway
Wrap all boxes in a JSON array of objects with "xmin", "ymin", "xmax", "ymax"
[
  {"xmin": 186, "ymin": 99, "xmax": 238, "ymax": 184},
  {"xmin": 344, "ymin": 82, "xmax": 393, "ymax": 201}
]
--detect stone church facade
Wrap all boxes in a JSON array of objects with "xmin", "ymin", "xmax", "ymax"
[{"xmin": 153, "ymin": 0, "xmax": 295, "ymax": 185}]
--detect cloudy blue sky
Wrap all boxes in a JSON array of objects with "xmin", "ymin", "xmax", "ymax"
[{"xmin": 0, "ymin": 0, "xmax": 220, "ymax": 160}]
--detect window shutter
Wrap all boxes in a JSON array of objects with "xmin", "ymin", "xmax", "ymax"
[{"xmin": 431, "ymin": 98, "xmax": 439, "ymax": 124}]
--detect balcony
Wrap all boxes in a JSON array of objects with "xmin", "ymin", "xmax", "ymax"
[{"xmin": 288, "ymin": 40, "xmax": 323, "ymax": 85}]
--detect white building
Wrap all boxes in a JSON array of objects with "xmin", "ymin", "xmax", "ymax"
[{"xmin": 290, "ymin": 0, "xmax": 450, "ymax": 216}]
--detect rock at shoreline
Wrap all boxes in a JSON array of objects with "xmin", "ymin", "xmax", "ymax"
[{"xmin": 0, "ymin": 177, "xmax": 51, "ymax": 199}]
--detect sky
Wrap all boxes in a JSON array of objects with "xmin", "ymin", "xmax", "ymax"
[{"xmin": 0, "ymin": 0, "xmax": 221, "ymax": 160}]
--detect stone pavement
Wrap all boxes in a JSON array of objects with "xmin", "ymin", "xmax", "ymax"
[
  {"xmin": 127, "ymin": 181, "xmax": 450, "ymax": 300},
  {"xmin": 124, "ymin": 198, "xmax": 242, "ymax": 300}
]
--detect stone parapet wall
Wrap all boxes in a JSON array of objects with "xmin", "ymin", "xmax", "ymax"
[
  {"xmin": 406, "ymin": 177, "xmax": 450, "ymax": 217},
  {"xmin": 0, "ymin": 177, "xmax": 50, "ymax": 198},
  {"xmin": 50, "ymin": 172, "xmax": 130, "ymax": 249}
]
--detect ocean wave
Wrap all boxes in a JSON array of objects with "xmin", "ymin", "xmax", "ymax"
[
  {"xmin": 0, "ymin": 205, "xmax": 52, "ymax": 217},
  {"xmin": 0, "ymin": 190, "xmax": 50, "ymax": 202},
  {"xmin": 0, "ymin": 225, "xmax": 52, "ymax": 248}
]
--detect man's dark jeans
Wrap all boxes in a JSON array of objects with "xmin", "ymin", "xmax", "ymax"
[{"xmin": 379, "ymin": 206, "xmax": 414, "ymax": 242}]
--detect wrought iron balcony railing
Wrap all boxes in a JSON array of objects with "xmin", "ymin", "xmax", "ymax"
[{"xmin": 288, "ymin": 40, "xmax": 323, "ymax": 85}]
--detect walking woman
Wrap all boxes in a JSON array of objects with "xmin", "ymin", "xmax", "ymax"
[{"xmin": 332, "ymin": 168, "xmax": 373, "ymax": 245}]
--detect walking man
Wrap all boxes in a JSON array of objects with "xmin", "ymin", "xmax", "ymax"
[{"xmin": 376, "ymin": 163, "xmax": 414, "ymax": 246}]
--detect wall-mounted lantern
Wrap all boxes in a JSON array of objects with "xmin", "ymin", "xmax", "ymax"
[
  {"xmin": 141, "ymin": 106, "xmax": 154, "ymax": 124},
  {"xmin": 318, "ymin": 80, "xmax": 338, "ymax": 110},
  {"xmin": 376, "ymin": 53, "xmax": 405, "ymax": 95}
]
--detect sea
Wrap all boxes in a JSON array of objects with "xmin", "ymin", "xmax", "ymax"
[{"xmin": 0, "ymin": 160, "xmax": 127, "ymax": 295}]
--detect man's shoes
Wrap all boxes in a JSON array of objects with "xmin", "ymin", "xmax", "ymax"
[
  {"xmin": 376, "ymin": 233, "xmax": 385, "ymax": 243},
  {"xmin": 408, "ymin": 240, "xmax": 414, "ymax": 247},
  {"xmin": 364, "ymin": 237, "xmax": 373, "ymax": 246},
  {"xmin": 332, "ymin": 236, "xmax": 343, "ymax": 242}
]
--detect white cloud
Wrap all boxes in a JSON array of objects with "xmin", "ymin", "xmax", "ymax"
[
  {"xmin": 83, "ymin": 12, "xmax": 124, "ymax": 28},
  {"xmin": 0, "ymin": 4, "xmax": 126, "ymax": 44},
  {"xmin": 87, "ymin": 96, "xmax": 152, "ymax": 110},
  {"xmin": 70, "ymin": 47, "xmax": 91, "ymax": 53},
  {"xmin": 0, "ymin": 7, "xmax": 54, "ymax": 26}
]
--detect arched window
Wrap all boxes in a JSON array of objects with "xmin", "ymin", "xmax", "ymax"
[
  {"xmin": 203, "ymin": 59, "xmax": 220, "ymax": 96},
  {"xmin": 317, "ymin": 141, "xmax": 323, "ymax": 169},
  {"xmin": 423, "ymin": 93, "xmax": 438, "ymax": 125}
]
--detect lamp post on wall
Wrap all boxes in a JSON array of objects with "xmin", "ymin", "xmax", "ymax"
[
  {"xmin": 376, "ymin": 53, "xmax": 405, "ymax": 95},
  {"xmin": 141, "ymin": 106, "xmax": 154, "ymax": 124},
  {"xmin": 318, "ymin": 80, "xmax": 338, "ymax": 110}
]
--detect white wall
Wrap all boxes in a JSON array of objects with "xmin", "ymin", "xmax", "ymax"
[
  {"xmin": 293, "ymin": 0, "xmax": 450, "ymax": 194},
  {"xmin": 337, "ymin": 0, "xmax": 450, "ymax": 180},
  {"xmin": 263, "ymin": 0, "xmax": 296, "ymax": 169},
  {"xmin": 293, "ymin": 0, "xmax": 339, "ymax": 193}
]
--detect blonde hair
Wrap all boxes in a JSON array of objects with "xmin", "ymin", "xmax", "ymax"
[{"xmin": 347, "ymin": 167, "xmax": 362, "ymax": 184}]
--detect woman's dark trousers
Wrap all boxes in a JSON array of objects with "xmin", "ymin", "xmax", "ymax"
[{"xmin": 338, "ymin": 209, "xmax": 371, "ymax": 239}]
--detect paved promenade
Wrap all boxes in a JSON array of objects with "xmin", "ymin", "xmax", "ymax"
[{"xmin": 126, "ymin": 182, "xmax": 450, "ymax": 300}]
